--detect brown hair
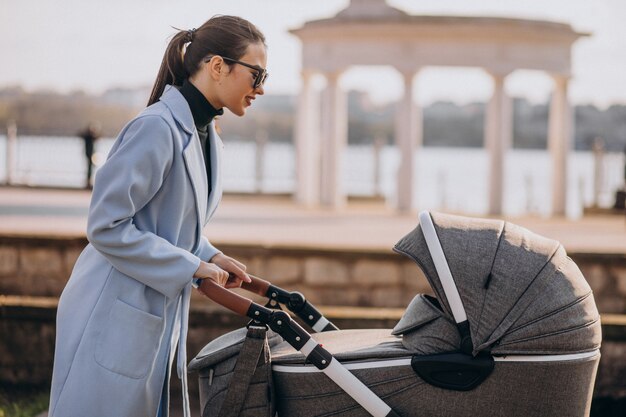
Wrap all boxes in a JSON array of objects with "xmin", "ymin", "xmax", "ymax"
[{"xmin": 147, "ymin": 15, "xmax": 266, "ymax": 106}]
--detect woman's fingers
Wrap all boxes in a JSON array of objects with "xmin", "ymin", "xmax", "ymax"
[
  {"xmin": 228, "ymin": 262, "xmax": 251, "ymax": 284},
  {"xmin": 194, "ymin": 261, "xmax": 229, "ymax": 287},
  {"xmin": 210, "ymin": 268, "xmax": 230, "ymax": 286},
  {"xmin": 213, "ymin": 254, "xmax": 251, "ymax": 284},
  {"xmin": 196, "ymin": 254, "xmax": 252, "ymax": 292},
  {"xmin": 223, "ymin": 272, "xmax": 250, "ymax": 289},
  {"xmin": 232, "ymin": 258, "xmax": 247, "ymax": 271}
]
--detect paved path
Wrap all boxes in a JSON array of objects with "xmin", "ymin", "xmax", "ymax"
[{"xmin": 0, "ymin": 186, "xmax": 625, "ymax": 254}]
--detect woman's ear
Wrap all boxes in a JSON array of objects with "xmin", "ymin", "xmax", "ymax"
[{"xmin": 206, "ymin": 56, "xmax": 224, "ymax": 82}]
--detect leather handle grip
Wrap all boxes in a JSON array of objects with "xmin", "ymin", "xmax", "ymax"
[
  {"xmin": 241, "ymin": 274, "xmax": 271, "ymax": 296},
  {"xmin": 199, "ymin": 279, "xmax": 252, "ymax": 316}
]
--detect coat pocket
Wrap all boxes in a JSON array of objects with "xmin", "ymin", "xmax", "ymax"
[{"xmin": 95, "ymin": 298, "xmax": 164, "ymax": 379}]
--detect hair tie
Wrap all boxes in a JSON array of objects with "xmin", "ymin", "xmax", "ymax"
[{"xmin": 185, "ymin": 28, "xmax": 197, "ymax": 43}]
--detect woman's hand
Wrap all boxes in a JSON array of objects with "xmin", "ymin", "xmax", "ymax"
[
  {"xmin": 193, "ymin": 261, "xmax": 230, "ymax": 287},
  {"xmin": 210, "ymin": 253, "xmax": 251, "ymax": 289}
]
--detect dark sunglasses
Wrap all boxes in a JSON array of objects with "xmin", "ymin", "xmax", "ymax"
[{"xmin": 204, "ymin": 55, "xmax": 268, "ymax": 89}]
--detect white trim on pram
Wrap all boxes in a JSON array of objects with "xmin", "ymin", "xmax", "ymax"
[
  {"xmin": 272, "ymin": 350, "xmax": 601, "ymax": 374},
  {"xmin": 493, "ymin": 350, "xmax": 600, "ymax": 362},
  {"xmin": 273, "ymin": 358, "xmax": 412, "ymax": 373},
  {"xmin": 313, "ymin": 316, "xmax": 331, "ymax": 333},
  {"xmin": 323, "ymin": 358, "xmax": 393, "ymax": 417},
  {"xmin": 300, "ymin": 338, "xmax": 319, "ymax": 356},
  {"xmin": 298, "ymin": 335, "xmax": 394, "ymax": 416},
  {"xmin": 418, "ymin": 211, "xmax": 468, "ymax": 324}
]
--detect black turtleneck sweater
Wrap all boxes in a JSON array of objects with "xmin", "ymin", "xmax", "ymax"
[{"xmin": 179, "ymin": 79, "xmax": 223, "ymax": 196}]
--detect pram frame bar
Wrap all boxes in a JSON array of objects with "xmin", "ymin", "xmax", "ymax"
[
  {"xmin": 418, "ymin": 211, "xmax": 467, "ymax": 324},
  {"xmin": 198, "ymin": 278, "xmax": 400, "ymax": 417},
  {"xmin": 419, "ymin": 211, "xmax": 473, "ymax": 354}
]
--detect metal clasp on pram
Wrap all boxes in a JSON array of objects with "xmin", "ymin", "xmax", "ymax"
[{"xmin": 237, "ymin": 273, "xmax": 339, "ymax": 332}]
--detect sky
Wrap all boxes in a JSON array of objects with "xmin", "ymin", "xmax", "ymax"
[{"xmin": 1, "ymin": 0, "xmax": 626, "ymax": 108}]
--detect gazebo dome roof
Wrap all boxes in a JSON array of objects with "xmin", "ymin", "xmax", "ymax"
[{"xmin": 291, "ymin": 0, "xmax": 587, "ymax": 43}]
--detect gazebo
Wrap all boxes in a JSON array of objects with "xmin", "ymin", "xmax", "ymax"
[{"xmin": 289, "ymin": 0, "xmax": 587, "ymax": 215}]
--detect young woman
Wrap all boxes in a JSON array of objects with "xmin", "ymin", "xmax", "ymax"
[{"xmin": 49, "ymin": 15, "xmax": 267, "ymax": 417}]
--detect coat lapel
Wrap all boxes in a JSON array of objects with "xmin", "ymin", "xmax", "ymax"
[
  {"xmin": 160, "ymin": 85, "xmax": 208, "ymax": 233},
  {"xmin": 159, "ymin": 85, "xmax": 220, "ymax": 228},
  {"xmin": 206, "ymin": 121, "xmax": 223, "ymax": 222},
  {"xmin": 182, "ymin": 131, "xmax": 208, "ymax": 228}
]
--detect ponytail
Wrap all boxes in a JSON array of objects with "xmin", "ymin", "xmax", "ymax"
[
  {"xmin": 147, "ymin": 16, "xmax": 266, "ymax": 107},
  {"xmin": 147, "ymin": 31, "xmax": 190, "ymax": 106}
]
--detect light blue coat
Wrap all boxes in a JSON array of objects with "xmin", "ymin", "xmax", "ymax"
[{"xmin": 49, "ymin": 85, "xmax": 223, "ymax": 417}]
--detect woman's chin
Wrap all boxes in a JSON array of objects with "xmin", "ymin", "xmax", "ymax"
[{"xmin": 228, "ymin": 106, "xmax": 246, "ymax": 117}]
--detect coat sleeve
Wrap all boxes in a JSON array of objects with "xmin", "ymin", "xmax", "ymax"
[
  {"xmin": 87, "ymin": 115, "xmax": 200, "ymax": 299},
  {"xmin": 196, "ymin": 235, "xmax": 221, "ymax": 262}
]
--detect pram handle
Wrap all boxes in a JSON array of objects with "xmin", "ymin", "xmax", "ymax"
[
  {"xmin": 199, "ymin": 274, "xmax": 338, "ymax": 331},
  {"xmin": 198, "ymin": 279, "xmax": 316, "ymax": 350},
  {"xmin": 198, "ymin": 279, "xmax": 399, "ymax": 417},
  {"xmin": 240, "ymin": 274, "xmax": 271, "ymax": 296},
  {"xmin": 243, "ymin": 274, "xmax": 339, "ymax": 332},
  {"xmin": 199, "ymin": 278, "xmax": 252, "ymax": 316}
]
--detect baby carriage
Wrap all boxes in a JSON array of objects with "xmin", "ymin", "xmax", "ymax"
[{"xmin": 189, "ymin": 211, "xmax": 602, "ymax": 417}]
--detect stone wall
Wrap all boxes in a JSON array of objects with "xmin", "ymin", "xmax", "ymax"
[
  {"xmin": 575, "ymin": 253, "xmax": 626, "ymax": 314},
  {"xmin": 0, "ymin": 236, "xmax": 84, "ymax": 298},
  {"xmin": 1, "ymin": 235, "xmax": 625, "ymax": 313}
]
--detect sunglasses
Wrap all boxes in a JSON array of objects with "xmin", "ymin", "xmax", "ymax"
[{"xmin": 204, "ymin": 55, "xmax": 268, "ymax": 89}]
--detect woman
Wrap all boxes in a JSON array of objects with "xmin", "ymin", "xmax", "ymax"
[{"xmin": 49, "ymin": 15, "xmax": 267, "ymax": 417}]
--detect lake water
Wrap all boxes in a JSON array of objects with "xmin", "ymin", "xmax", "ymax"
[{"xmin": 0, "ymin": 135, "xmax": 624, "ymax": 219}]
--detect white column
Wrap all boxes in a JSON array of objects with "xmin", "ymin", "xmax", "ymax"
[
  {"xmin": 394, "ymin": 70, "xmax": 420, "ymax": 212},
  {"xmin": 294, "ymin": 70, "xmax": 321, "ymax": 206},
  {"xmin": 6, "ymin": 120, "xmax": 17, "ymax": 185},
  {"xmin": 320, "ymin": 71, "xmax": 347, "ymax": 208},
  {"xmin": 548, "ymin": 74, "xmax": 571, "ymax": 216},
  {"xmin": 254, "ymin": 129, "xmax": 268, "ymax": 193},
  {"xmin": 591, "ymin": 137, "xmax": 604, "ymax": 208},
  {"xmin": 484, "ymin": 71, "xmax": 512, "ymax": 215}
]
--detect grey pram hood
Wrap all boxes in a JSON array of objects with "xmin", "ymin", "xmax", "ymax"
[{"xmin": 392, "ymin": 212, "xmax": 601, "ymax": 356}]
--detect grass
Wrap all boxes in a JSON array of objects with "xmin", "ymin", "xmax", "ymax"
[{"xmin": 0, "ymin": 387, "xmax": 49, "ymax": 417}]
